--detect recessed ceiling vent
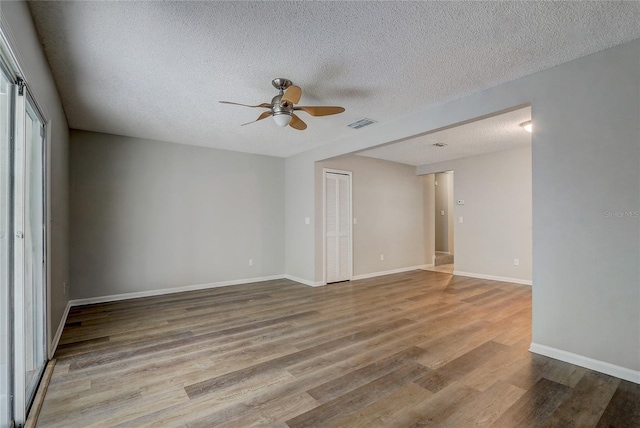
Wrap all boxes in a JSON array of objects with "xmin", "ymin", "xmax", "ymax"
[{"xmin": 348, "ymin": 118, "xmax": 377, "ymax": 129}]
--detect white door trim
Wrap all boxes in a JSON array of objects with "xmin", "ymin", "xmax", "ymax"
[{"xmin": 322, "ymin": 168, "xmax": 353, "ymax": 285}]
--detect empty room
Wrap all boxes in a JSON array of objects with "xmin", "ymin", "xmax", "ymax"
[{"xmin": 0, "ymin": 1, "xmax": 638, "ymax": 427}]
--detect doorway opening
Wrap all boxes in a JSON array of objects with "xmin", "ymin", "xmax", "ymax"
[
  {"xmin": 421, "ymin": 171, "xmax": 455, "ymax": 274},
  {"xmin": 433, "ymin": 171, "xmax": 454, "ymax": 273}
]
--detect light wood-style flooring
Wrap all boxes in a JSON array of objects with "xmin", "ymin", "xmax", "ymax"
[{"xmin": 38, "ymin": 271, "xmax": 639, "ymax": 427}]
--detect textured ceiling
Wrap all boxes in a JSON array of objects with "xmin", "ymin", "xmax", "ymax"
[
  {"xmin": 28, "ymin": 1, "xmax": 640, "ymax": 158},
  {"xmin": 357, "ymin": 106, "xmax": 531, "ymax": 166}
]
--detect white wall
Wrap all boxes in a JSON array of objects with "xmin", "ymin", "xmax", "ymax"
[
  {"xmin": 419, "ymin": 147, "xmax": 532, "ymax": 282},
  {"xmin": 70, "ymin": 130, "xmax": 285, "ymax": 299},
  {"xmin": 285, "ymin": 39, "xmax": 640, "ymax": 376},
  {"xmin": 314, "ymin": 155, "xmax": 428, "ymax": 281},
  {"xmin": 1, "ymin": 1, "xmax": 70, "ymax": 354}
]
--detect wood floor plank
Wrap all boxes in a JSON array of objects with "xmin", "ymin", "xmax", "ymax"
[
  {"xmin": 387, "ymin": 380, "xmax": 479, "ymax": 426},
  {"xmin": 489, "ymin": 377, "xmax": 572, "ymax": 427},
  {"xmin": 438, "ymin": 381, "xmax": 526, "ymax": 427},
  {"xmin": 596, "ymin": 380, "xmax": 640, "ymax": 428},
  {"xmin": 331, "ymin": 382, "xmax": 434, "ymax": 427},
  {"xmin": 184, "ymin": 318, "xmax": 415, "ymax": 399},
  {"xmin": 414, "ymin": 340, "xmax": 509, "ymax": 393},
  {"xmin": 286, "ymin": 363, "xmax": 429, "ymax": 428},
  {"xmin": 547, "ymin": 371, "xmax": 620, "ymax": 427},
  {"xmin": 306, "ymin": 346, "xmax": 427, "ymax": 403},
  {"xmin": 34, "ymin": 272, "xmax": 640, "ymax": 427}
]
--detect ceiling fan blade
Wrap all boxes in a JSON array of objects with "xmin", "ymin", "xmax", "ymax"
[
  {"xmin": 294, "ymin": 106, "xmax": 345, "ymax": 116},
  {"xmin": 281, "ymin": 85, "xmax": 302, "ymax": 105},
  {"xmin": 220, "ymin": 101, "xmax": 271, "ymax": 108},
  {"xmin": 241, "ymin": 110, "xmax": 273, "ymax": 126},
  {"xmin": 289, "ymin": 114, "xmax": 307, "ymax": 130}
]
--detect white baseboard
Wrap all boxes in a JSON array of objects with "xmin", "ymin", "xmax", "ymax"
[
  {"xmin": 453, "ymin": 270, "xmax": 532, "ymax": 286},
  {"xmin": 283, "ymin": 275, "xmax": 324, "ymax": 287},
  {"xmin": 49, "ymin": 301, "xmax": 71, "ymax": 359},
  {"xmin": 529, "ymin": 342, "xmax": 640, "ymax": 384},
  {"xmin": 351, "ymin": 264, "xmax": 433, "ymax": 281},
  {"xmin": 68, "ymin": 274, "xmax": 287, "ymax": 307}
]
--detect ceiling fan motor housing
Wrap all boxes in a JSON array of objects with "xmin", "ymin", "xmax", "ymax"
[{"xmin": 271, "ymin": 94, "xmax": 293, "ymax": 115}]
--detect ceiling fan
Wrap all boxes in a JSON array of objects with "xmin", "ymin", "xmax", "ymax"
[{"xmin": 219, "ymin": 78, "xmax": 345, "ymax": 130}]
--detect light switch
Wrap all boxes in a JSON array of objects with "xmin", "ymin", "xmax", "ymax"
[
  {"xmin": 459, "ymin": 216, "xmax": 464, "ymax": 224},
  {"xmin": 353, "ymin": 218, "xmax": 357, "ymax": 224},
  {"xmin": 440, "ymin": 210, "xmax": 445, "ymax": 216},
  {"xmin": 457, "ymin": 200, "xmax": 465, "ymax": 205},
  {"xmin": 305, "ymin": 217, "xmax": 310, "ymax": 225}
]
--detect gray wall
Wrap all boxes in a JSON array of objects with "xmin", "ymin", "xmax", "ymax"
[
  {"xmin": 70, "ymin": 130, "xmax": 285, "ymax": 299},
  {"xmin": 314, "ymin": 155, "xmax": 428, "ymax": 280},
  {"xmin": 530, "ymin": 42, "xmax": 638, "ymax": 372},
  {"xmin": 1, "ymin": 2, "xmax": 70, "ymax": 354},
  {"xmin": 285, "ymin": 39, "xmax": 639, "ymax": 373},
  {"xmin": 419, "ymin": 147, "xmax": 532, "ymax": 282}
]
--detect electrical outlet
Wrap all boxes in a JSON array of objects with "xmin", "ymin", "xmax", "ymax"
[
  {"xmin": 380, "ymin": 254, "xmax": 384, "ymax": 261},
  {"xmin": 249, "ymin": 258, "xmax": 254, "ymax": 267},
  {"xmin": 513, "ymin": 258, "xmax": 520, "ymax": 266}
]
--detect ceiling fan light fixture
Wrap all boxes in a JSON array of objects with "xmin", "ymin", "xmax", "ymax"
[
  {"xmin": 273, "ymin": 112, "xmax": 292, "ymax": 127},
  {"xmin": 520, "ymin": 120, "xmax": 532, "ymax": 133},
  {"xmin": 219, "ymin": 78, "xmax": 344, "ymax": 130}
]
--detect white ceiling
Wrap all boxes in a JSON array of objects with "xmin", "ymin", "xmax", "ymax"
[
  {"xmin": 28, "ymin": 1, "xmax": 640, "ymax": 158},
  {"xmin": 357, "ymin": 106, "xmax": 532, "ymax": 167}
]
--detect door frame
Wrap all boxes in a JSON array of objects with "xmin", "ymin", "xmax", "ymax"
[{"xmin": 322, "ymin": 168, "xmax": 353, "ymax": 285}]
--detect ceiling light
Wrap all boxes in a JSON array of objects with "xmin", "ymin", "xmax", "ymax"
[
  {"xmin": 520, "ymin": 120, "xmax": 532, "ymax": 133},
  {"xmin": 273, "ymin": 113, "xmax": 292, "ymax": 127}
]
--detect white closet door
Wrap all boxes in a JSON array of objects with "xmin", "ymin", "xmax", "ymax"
[{"xmin": 325, "ymin": 172, "xmax": 351, "ymax": 283}]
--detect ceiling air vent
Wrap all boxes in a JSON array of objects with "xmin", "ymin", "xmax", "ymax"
[{"xmin": 348, "ymin": 118, "xmax": 377, "ymax": 129}]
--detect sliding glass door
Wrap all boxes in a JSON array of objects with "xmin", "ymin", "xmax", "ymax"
[
  {"xmin": 0, "ymin": 61, "xmax": 14, "ymax": 428},
  {"xmin": 13, "ymin": 88, "xmax": 47, "ymax": 423},
  {"xmin": 0, "ymin": 42, "xmax": 48, "ymax": 425},
  {"xmin": 21, "ymin": 96, "xmax": 46, "ymax": 409}
]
